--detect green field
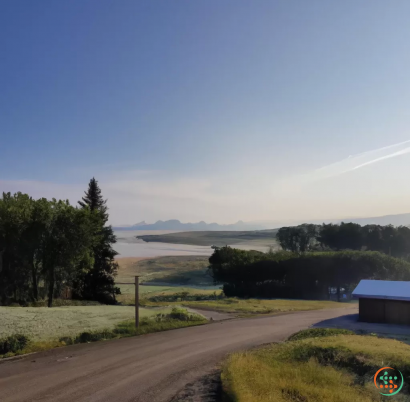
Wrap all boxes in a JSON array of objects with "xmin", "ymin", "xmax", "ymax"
[
  {"xmin": 0, "ymin": 306, "xmax": 173, "ymax": 341},
  {"xmin": 136, "ymin": 229, "xmax": 279, "ymax": 248},
  {"xmin": 223, "ymin": 330, "xmax": 410, "ymax": 401}
]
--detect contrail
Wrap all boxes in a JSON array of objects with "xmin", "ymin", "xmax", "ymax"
[
  {"xmin": 306, "ymin": 139, "xmax": 410, "ymax": 181},
  {"xmin": 350, "ymin": 146, "xmax": 410, "ymax": 171},
  {"xmin": 348, "ymin": 139, "xmax": 410, "ymax": 159}
]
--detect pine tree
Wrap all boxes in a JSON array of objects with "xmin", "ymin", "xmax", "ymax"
[
  {"xmin": 78, "ymin": 177, "xmax": 108, "ymax": 218},
  {"xmin": 74, "ymin": 178, "xmax": 120, "ymax": 303}
]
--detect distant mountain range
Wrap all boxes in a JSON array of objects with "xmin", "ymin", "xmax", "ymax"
[{"xmin": 113, "ymin": 212, "xmax": 410, "ymax": 231}]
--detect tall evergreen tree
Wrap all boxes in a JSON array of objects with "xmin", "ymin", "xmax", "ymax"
[
  {"xmin": 74, "ymin": 178, "xmax": 120, "ymax": 304},
  {"xmin": 78, "ymin": 178, "xmax": 108, "ymax": 218}
]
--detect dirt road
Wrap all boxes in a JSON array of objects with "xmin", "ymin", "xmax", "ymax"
[{"xmin": 0, "ymin": 307, "xmax": 357, "ymax": 402}]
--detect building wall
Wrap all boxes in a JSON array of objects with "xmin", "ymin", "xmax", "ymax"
[{"xmin": 359, "ymin": 298, "xmax": 410, "ymax": 325}]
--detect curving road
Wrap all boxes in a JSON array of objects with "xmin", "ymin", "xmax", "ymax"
[{"xmin": 0, "ymin": 307, "xmax": 356, "ymax": 402}]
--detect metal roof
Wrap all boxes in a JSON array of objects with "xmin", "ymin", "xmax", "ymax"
[{"xmin": 352, "ymin": 280, "xmax": 410, "ymax": 301}]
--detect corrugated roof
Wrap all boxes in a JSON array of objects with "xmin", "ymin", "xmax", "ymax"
[{"xmin": 352, "ymin": 280, "xmax": 410, "ymax": 301}]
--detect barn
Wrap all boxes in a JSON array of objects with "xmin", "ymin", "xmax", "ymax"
[{"xmin": 352, "ymin": 280, "xmax": 410, "ymax": 326}]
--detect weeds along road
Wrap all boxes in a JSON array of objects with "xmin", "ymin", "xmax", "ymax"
[{"xmin": 0, "ymin": 307, "xmax": 357, "ymax": 402}]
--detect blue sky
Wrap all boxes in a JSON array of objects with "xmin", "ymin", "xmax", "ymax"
[{"xmin": 2, "ymin": 1, "xmax": 410, "ymax": 224}]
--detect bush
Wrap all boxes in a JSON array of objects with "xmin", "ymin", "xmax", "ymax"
[
  {"xmin": 0, "ymin": 334, "xmax": 29, "ymax": 355},
  {"xmin": 288, "ymin": 328, "xmax": 355, "ymax": 342},
  {"xmin": 74, "ymin": 330, "xmax": 116, "ymax": 344},
  {"xmin": 168, "ymin": 307, "xmax": 204, "ymax": 321}
]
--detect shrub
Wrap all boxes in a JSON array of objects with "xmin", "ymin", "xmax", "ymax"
[
  {"xmin": 168, "ymin": 307, "xmax": 204, "ymax": 321},
  {"xmin": 0, "ymin": 334, "xmax": 29, "ymax": 354},
  {"xmin": 74, "ymin": 330, "xmax": 116, "ymax": 344},
  {"xmin": 288, "ymin": 328, "xmax": 355, "ymax": 342}
]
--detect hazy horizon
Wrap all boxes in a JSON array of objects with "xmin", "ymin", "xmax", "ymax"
[{"xmin": 2, "ymin": 1, "xmax": 410, "ymax": 224}]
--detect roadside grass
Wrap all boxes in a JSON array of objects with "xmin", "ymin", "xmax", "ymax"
[
  {"xmin": 0, "ymin": 305, "xmax": 174, "ymax": 341},
  {"xmin": 287, "ymin": 327, "xmax": 355, "ymax": 341},
  {"xmin": 222, "ymin": 331, "xmax": 410, "ymax": 402},
  {"xmin": 0, "ymin": 308, "xmax": 207, "ymax": 359},
  {"xmin": 171, "ymin": 298, "xmax": 349, "ymax": 316}
]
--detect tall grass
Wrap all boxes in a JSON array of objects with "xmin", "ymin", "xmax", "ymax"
[{"xmin": 222, "ymin": 333, "xmax": 410, "ymax": 401}]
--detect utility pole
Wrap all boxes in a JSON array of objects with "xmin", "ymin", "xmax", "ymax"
[
  {"xmin": 116, "ymin": 277, "xmax": 140, "ymax": 328},
  {"xmin": 135, "ymin": 276, "xmax": 139, "ymax": 328}
]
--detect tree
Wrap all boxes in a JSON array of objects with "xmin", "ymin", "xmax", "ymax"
[
  {"xmin": 41, "ymin": 200, "xmax": 95, "ymax": 307},
  {"xmin": 20, "ymin": 197, "xmax": 52, "ymax": 301},
  {"xmin": 0, "ymin": 192, "xmax": 33, "ymax": 304},
  {"xmin": 276, "ymin": 224, "xmax": 319, "ymax": 253},
  {"xmin": 78, "ymin": 178, "xmax": 108, "ymax": 219},
  {"xmin": 75, "ymin": 178, "xmax": 120, "ymax": 303}
]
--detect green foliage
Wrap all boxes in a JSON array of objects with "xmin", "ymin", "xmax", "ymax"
[
  {"xmin": 287, "ymin": 328, "xmax": 355, "ymax": 341},
  {"xmin": 277, "ymin": 221, "xmax": 410, "ymax": 259},
  {"xmin": 167, "ymin": 307, "xmax": 204, "ymax": 321},
  {"xmin": 276, "ymin": 224, "xmax": 319, "ymax": 252},
  {"xmin": 0, "ymin": 334, "xmax": 29, "ymax": 354},
  {"xmin": 74, "ymin": 329, "xmax": 117, "ymax": 343},
  {"xmin": 209, "ymin": 247, "xmax": 410, "ymax": 299},
  {"xmin": 0, "ymin": 192, "xmax": 96, "ymax": 306},
  {"xmin": 74, "ymin": 178, "xmax": 120, "ymax": 304},
  {"xmin": 0, "ymin": 178, "xmax": 119, "ymax": 307}
]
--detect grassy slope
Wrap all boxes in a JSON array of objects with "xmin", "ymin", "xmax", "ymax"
[
  {"xmin": 223, "ymin": 334, "xmax": 410, "ymax": 401},
  {"xmin": 116, "ymin": 255, "xmax": 212, "ymax": 284},
  {"xmin": 136, "ymin": 230, "xmax": 279, "ymax": 247},
  {"xmin": 116, "ymin": 256, "xmax": 216, "ymax": 304},
  {"xmin": 0, "ymin": 306, "xmax": 174, "ymax": 341}
]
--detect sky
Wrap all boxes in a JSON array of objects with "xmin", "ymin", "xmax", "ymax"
[{"xmin": 2, "ymin": 1, "xmax": 410, "ymax": 225}]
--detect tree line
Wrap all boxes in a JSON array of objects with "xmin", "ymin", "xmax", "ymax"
[
  {"xmin": 209, "ymin": 247, "xmax": 410, "ymax": 300},
  {"xmin": 276, "ymin": 222, "xmax": 410, "ymax": 258},
  {"xmin": 0, "ymin": 178, "xmax": 119, "ymax": 307}
]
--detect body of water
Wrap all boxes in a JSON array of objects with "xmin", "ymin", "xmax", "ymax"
[
  {"xmin": 113, "ymin": 230, "xmax": 213, "ymax": 258},
  {"xmin": 113, "ymin": 230, "xmax": 271, "ymax": 258}
]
